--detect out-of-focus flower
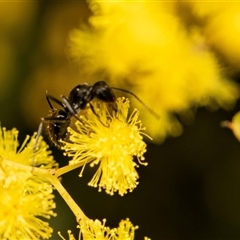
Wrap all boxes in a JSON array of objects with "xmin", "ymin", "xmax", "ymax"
[
  {"xmin": 0, "ymin": 127, "xmax": 57, "ymax": 239},
  {"xmin": 188, "ymin": 2, "xmax": 240, "ymax": 69},
  {"xmin": 59, "ymin": 218, "xmax": 149, "ymax": 240},
  {"xmin": 69, "ymin": 1, "xmax": 239, "ymax": 142},
  {"xmin": 221, "ymin": 112, "xmax": 240, "ymax": 142},
  {"xmin": 62, "ymin": 97, "xmax": 150, "ymax": 196},
  {"xmin": 80, "ymin": 218, "xmax": 138, "ymax": 240}
]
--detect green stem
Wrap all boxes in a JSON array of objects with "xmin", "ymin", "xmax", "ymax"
[
  {"xmin": 48, "ymin": 175, "xmax": 87, "ymax": 222},
  {"xmin": 55, "ymin": 162, "xmax": 86, "ymax": 177}
]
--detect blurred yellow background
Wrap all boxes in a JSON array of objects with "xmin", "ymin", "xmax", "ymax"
[{"xmin": 1, "ymin": 1, "xmax": 240, "ymax": 239}]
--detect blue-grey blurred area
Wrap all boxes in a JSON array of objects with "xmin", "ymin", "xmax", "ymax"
[{"xmin": 1, "ymin": 1, "xmax": 240, "ymax": 239}]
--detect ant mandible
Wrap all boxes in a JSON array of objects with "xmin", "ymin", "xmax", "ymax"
[{"xmin": 33, "ymin": 80, "xmax": 160, "ymax": 151}]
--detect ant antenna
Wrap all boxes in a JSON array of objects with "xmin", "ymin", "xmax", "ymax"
[
  {"xmin": 46, "ymin": 90, "xmax": 54, "ymax": 110},
  {"xmin": 111, "ymin": 87, "xmax": 160, "ymax": 120}
]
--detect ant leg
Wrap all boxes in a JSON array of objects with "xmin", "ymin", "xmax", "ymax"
[
  {"xmin": 89, "ymin": 103, "xmax": 108, "ymax": 127},
  {"xmin": 61, "ymin": 95, "xmax": 82, "ymax": 123},
  {"xmin": 43, "ymin": 116, "xmax": 68, "ymax": 122},
  {"xmin": 109, "ymin": 101, "xmax": 118, "ymax": 117},
  {"xmin": 46, "ymin": 92, "xmax": 66, "ymax": 109},
  {"xmin": 45, "ymin": 91, "xmax": 54, "ymax": 110},
  {"xmin": 107, "ymin": 101, "xmax": 124, "ymax": 123}
]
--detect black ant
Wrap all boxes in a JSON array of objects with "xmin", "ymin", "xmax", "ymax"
[{"xmin": 33, "ymin": 81, "xmax": 160, "ymax": 151}]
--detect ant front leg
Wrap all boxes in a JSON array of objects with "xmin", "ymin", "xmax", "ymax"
[
  {"xmin": 89, "ymin": 102, "xmax": 120, "ymax": 127},
  {"xmin": 109, "ymin": 101, "xmax": 118, "ymax": 118},
  {"xmin": 61, "ymin": 95, "xmax": 82, "ymax": 123},
  {"xmin": 89, "ymin": 103, "xmax": 108, "ymax": 127}
]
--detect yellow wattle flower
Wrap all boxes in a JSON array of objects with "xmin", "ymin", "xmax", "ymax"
[
  {"xmin": 62, "ymin": 97, "xmax": 151, "ymax": 196},
  {"xmin": 189, "ymin": 2, "xmax": 240, "ymax": 69},
  {"xmin": 0, "ymin": 127, "xmax": 57, "ymax": 168},
  {"xmin": 69, "ymin": 1, "xmax": 239, "ymax": 142},
  {"xmin": 59, "ymin": 218, "xmax": 150, "ymax": 240},
  {"xmin": 0, "ymin": 127, "xmax": 57, "ymax": 239},
  {"xmin": 58, "ymin": 230, "xmax": 76, "ymax": 240},
  {"xmin": 80, "ymin": 218, "xmax": 138, "ymax": 240}
]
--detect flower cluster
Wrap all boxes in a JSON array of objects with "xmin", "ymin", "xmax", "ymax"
[
  {"xmin": 0, "ymin": 127, "xmax": 57, "ymax": 168},
  {"xmin": 0, "ymin": 127, "xmax": 57, "ymax": 239},
  {"xmin": 60, "ymin": 218, "xmax": 151, "ymax": 240},
  {"xmin": 69, "ymin": 1, "xmax": 240, "ymax": 142},
  {"xmin": 0, "ymin": 97, "xmax": 151, "ymax": 238},
  {"xmin": 62, "ymin": 97, "xmax": 150, "ymax": 196},
  {"xmin": 80, "ymin": 218, "xmax": 138, "ymax": 240}
]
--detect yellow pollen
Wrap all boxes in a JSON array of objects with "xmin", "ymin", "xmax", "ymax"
[{"xmin": 62, "ymin": 97, "xmax": 152, "ymax": 195}]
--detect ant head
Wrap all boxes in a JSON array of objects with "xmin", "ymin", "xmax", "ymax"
[{"xmin": 92, "ymin": 81, "xmax": 116, "ymax": 102}]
